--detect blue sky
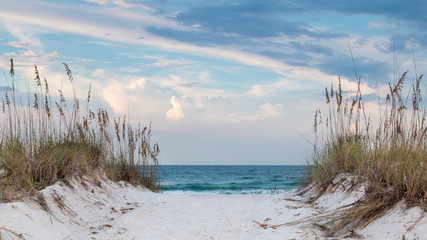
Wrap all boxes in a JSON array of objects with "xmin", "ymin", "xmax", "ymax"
[{"xmin": 0, "ymin": 0, "xmax": 426, "ymax": 165}]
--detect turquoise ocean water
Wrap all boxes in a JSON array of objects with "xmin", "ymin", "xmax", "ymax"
[{"xmin": 159, "ymin": 165, "xmax": 307, "ymax": 194}]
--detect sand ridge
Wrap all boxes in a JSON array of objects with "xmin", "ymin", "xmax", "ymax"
[{"xmin": 0, "ymin": 175, "xmax": 426, "ymax": 239}]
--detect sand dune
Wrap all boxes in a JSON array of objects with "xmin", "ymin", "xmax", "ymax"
[{"xmin": 0, "ymin": 175, "xmax": 425, "ymax": 239}]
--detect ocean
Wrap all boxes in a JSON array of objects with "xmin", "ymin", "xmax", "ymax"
[{"xmin": 159, "ymin": 165, "xmax": 307, "ymax": 194}]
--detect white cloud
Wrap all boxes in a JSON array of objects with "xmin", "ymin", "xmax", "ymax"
[
  {"xmin": 5, "ymin": 41, "xmax": 29, "ymax": 48},
  {"xmin": 368, "ymin": 21, "xmax": 397, "ymax": 30},
  {"xmin": 82, "ymin": 0, "xmax": 151, "ymax": 9},
  {"xmin": 248, "ymin": 79, "xmax": 305, "ymax": 96},
  {"xmin": 128, "ymin": 77, "xmax": 147, "ymax": 89},
  {"xmin": 0, "ymin": 49, "xmax": 64, "ymax": 75},
  {"xmin": 260, "ymin": 103, "xmax": 283, "ymax": 118},
  {"xmin": 166, "ymin": 96, "xmax": 185, "ymax": 121},
  {"xmin": 157, "ymin": 73, "xmax": 225, "ymax": 109},
  {"xmin": 82, "ymin": 0, "xmax": 111, "ymax": 5},
  {"xmin": 47, "ymin": 51, "xmax": 61, "ymax": 58},
  {"xmin": 19, "ymin": 49, "xmax": 37, "ymax": 57},
  {"xmin": 228, "ymin": 102, "xmax": 283, "ymax": 122},
  {"xmin": 2, "ymin": 21, "xmax": 44, "ymax": 51},
  {"xmin": 97, "ymin": 75, "xmax": 165, "ymax": 117},
  {"xmin": 84, "ymin": 68, "xmax": 227, "ymax": 124},
  {"xmin": 150, "ymin": 62, "xmax": 173, "ymax": 67},
  {"xmin": 102, "ymin": 80, "xmax": 128, "ymax": 114}
]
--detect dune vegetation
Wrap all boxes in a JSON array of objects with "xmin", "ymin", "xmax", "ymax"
[
  {"xmin": 0, "ymin": 60, "xmax": 160, "ymax": 202},
  {"xmin": 309, "ymin": 71, "xmax": 426, "ymax": 234}
]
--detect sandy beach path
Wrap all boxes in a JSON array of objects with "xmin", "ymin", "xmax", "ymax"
[
  {"xmin": 1, "ymin": 176, "xmax": 426, "ymax": 240},
  {"xmin": 75, "ymin": 193, "xmax": 312, "ymax": 240}
]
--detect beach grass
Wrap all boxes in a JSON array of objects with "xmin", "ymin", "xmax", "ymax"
[
  {"xmin": 309, "ymin": 72, "xmax": 426, "ymax": 235},
  {"xmin": 0, "ymin": 60, "xmax": 160, "ymax": 202}
]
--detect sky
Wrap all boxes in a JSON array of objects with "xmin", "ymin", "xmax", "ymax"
[{"xmin": 0, "ymin": 0, "xmax": 426, "ymax": 165}]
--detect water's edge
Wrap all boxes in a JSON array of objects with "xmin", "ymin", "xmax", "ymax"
[{"xmin": 158, "ymin": 165, "xmax": 307, "ymax": 194}]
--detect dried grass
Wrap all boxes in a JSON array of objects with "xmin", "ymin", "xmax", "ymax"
[
  {"xmin": 0, "ymin": 60, "xmax": 160, "ymax": 202},
  {"xmin": 0, "ymin": 226, "xmax": 24, "ymax": 239},
  {"xmin": 308, "ymin": 71, "xmax": 426, "ymax": 235}
]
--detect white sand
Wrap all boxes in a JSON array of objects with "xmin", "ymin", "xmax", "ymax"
[{"xmin": 0, "ymin": 174, "xmax": 426, "ymax": 240}]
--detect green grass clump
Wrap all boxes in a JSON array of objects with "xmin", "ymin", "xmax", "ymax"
[
  {"xmin": 309, "ymin": 72, "xmax": 426, "ymax": 235},
  {"xmin": 0, "ymin": 60, "xmax": 160, "ymax": 202}
]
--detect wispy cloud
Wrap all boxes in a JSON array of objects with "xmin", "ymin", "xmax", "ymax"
[
  {"xmin": 0, "ymin": 1, "xmax": 346, "ymax": 84},
  {"xmin": 5, "ymin": 41, "xmax": 29, "ymax": 48},
  {"xmin": 228, "ymin": 102, "xmax": 283, "ymax": 122},
  {"xmin": 82, "ymin": 0, "xmax": 152, "ymax": 9},
  {"xmin": 248, "ymin": 79, "xmax": 306, "ymax": 97}
]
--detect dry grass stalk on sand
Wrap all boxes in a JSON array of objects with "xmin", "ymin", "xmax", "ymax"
[{"xmin": 0, "ymin": 227, "xmax": 24, "ymax": 239}]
